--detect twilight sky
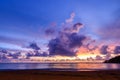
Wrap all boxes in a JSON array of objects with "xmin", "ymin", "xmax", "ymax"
[{"xmin": 0, "ymin": 0, "xmax": 120, "ymax": 50}]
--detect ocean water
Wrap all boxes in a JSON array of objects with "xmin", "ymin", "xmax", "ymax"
[{"xmin": 0, "ymin": 63, "xmax": 120, "ymax": 71}]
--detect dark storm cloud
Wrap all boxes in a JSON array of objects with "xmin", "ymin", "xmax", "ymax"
[{"xmin": 48, "ymin": 22, "xmax": 86, "ymax": 56}]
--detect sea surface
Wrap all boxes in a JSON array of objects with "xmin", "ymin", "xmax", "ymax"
[{"xmin": 0, "ymin": 63, "xmax": 120, "ymax": 71}]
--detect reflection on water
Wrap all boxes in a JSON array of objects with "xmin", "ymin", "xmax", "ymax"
[
  {"xmin": 48, "ymin": 63, "xmax": 120, "ymax": 71},
  {"xmin": 0, "ymin": 63, "xmax": 120, "ymax": 71}
]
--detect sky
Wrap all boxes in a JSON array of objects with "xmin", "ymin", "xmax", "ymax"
[{"xmin": 0, "ymin": 0, "xmax": 120, "ymax": 51}]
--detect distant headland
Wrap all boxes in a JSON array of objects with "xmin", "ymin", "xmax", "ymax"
[{"xmin": 104, "ymin": 56, "xmax": 120, "ymax": 63}]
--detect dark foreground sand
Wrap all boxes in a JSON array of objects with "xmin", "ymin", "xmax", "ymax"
[{"xmin": 0, "ymin": 69, "xmax": 120, "ymax": 80}]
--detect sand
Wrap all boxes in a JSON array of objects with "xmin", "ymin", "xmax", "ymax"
[{"xmin": 0, "ymin": 69, "xmax": 120, "ymax": 80}]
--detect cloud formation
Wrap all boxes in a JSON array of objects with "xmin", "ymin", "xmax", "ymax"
[
  {"xmin": 48, "ymin": 13, "xmax": 87, "ymax": 56},
  {"xmin": 28, "ymin": 42, "xmax": 40, "ymax": 50}
]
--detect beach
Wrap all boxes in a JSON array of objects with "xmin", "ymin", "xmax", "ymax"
[{"xmin": 0, "ymin": 70, "xmax": 120, "ymax": 80}]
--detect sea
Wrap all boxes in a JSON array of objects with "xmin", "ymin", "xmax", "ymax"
[{"xmin": 0, "ymin": 62, "xmax": 120, "ymax": 71}]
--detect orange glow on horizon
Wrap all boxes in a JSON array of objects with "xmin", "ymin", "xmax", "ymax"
[{"xmin": 76, "ymin": 46, "xmax": 101, "ymax": 59}]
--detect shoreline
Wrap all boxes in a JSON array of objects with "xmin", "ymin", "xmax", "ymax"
[{"xmin": 0, "ymin": 69, "xmax": 120, "ymax": 80}]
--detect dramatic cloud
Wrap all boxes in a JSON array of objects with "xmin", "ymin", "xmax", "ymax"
[{"xmin": 48, "ymin": 17, "xmax": 86, "ymax": 56}]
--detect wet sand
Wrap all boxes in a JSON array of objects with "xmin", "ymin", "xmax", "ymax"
[{"xmin": 0, "ymin": 69, "xmax": 120, "ymax": 80}]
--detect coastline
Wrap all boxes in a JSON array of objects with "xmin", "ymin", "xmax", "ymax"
[{"xmin": 0, "ymin": 69, "xmax": 120, "ymax": 80}]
